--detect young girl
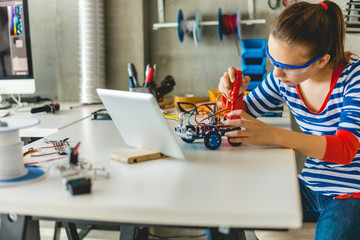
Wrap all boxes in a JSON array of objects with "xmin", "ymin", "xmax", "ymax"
[{"xmin": 219, "ymin": 1, "xmax": 360, "ymax": 239}]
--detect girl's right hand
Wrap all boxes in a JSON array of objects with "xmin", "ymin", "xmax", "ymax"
[{"xmin": 218, "ymin": 66, "xmax": 251, "ymax": 98}]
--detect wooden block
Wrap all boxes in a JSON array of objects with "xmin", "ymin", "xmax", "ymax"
[{"xmin": 110, "ymin": 148, "xmax": 167, "ymax": 164}]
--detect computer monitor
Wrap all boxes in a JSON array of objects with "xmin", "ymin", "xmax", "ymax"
[{"xmin": 0, "ymin": 0, "xmax": 35, "ymax": 95}]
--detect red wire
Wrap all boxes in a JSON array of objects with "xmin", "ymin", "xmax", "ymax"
[
  {"xmin": 221, "ymin": 14, "xmax": 241, "ymax": 55},
  {"xmin": 221, "ymin": 15, "xmax": 237, "ymax": 35},
  {"xmin": 30, "ymin": 152, "xmax": 58, "ymax": 157},
  {"xmin": 24, "ymin": 156, "xmax": 67, "ymax": 166}
]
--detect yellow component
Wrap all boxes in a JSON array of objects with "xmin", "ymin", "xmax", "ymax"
[
  {"xmin": 23, "ymin": 148, "xmax": 37, "ymax": 158},
  {"xmin": 208, "ymin": 89, "xmax": 221, "ymax": 102},
  {"xmin": 163, "ymin": 113, "xmax": 179, "ymax": 120},
  {"xmin": 173, "ymin": 95, "xmax": 196, "ymax": 111}
]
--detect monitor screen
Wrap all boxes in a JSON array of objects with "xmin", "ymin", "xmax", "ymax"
[{"xmin": 0, "ymin": 0, "xmax": 35, "ymax": 94}]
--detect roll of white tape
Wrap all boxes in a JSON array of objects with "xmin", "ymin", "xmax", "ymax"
[
  {"xmin": 0, "ymin": 142, "xmax": 27, "ymax": 180},
  {"xmin": 0, "ymin": 130, "xmax": 21, "ymax": 148},
  {"xmin": 174, "ymin": 94, "xmax": 196, "ymax": 110}
]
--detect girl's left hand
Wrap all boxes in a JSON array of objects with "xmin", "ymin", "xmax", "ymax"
[{"xmin": 223, "ymin": 110, "xmax": 278, "ymax": 146}]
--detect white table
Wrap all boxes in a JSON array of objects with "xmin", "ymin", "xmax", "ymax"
[
  {"xmin": 1, "ymin": 102, "xmax": 103, "ymax": 138},
  {"xmin": 0, "ymin": 117, "xmax": 301, "ymax": 228}
]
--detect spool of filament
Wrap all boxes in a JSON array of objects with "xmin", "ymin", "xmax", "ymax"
[
  {"xmin": 177, "ymin": 9, "xmax": 202, "ymax": 43},
  {"xmin": 0, "ymin": 118, "xmax": 40, "ymax": 181},
  {"xmin": 194, "ymin": 9, "xmax": 202, "ymax": 43},
  {"xmin": 218, "ymin": 8, "xmax": 242, "ymax": 41},
  {"xmin": 78, "ymin": 0, "xmax": 106, "ymax": 104}
]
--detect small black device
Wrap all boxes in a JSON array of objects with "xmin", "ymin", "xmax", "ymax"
[
  {"xmin": 155, "ymin": 75, "xmax": 176, "ymax": 101},
  {"xmin": 30, "ymin": 102, "xmax": 60, "ymax": 114},
  {"xmin": 91, "ymin": 109, "xmax": 111, "ymax": 120},
  {"xmin": 66, "ymin": 178, "xmax": 92, "ymax": 195}
]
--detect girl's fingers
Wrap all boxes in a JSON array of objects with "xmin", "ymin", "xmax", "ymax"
[
  {"xmin": 227, "ymin": 110, "xmax": 251, "ymax": 120},
  {"xmin": 228, "ymin": 66, "xmax": 237, "ymax": 83}
]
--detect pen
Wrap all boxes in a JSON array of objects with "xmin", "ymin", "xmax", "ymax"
[
  {"xmin": 127, "ymin": 63, "xmax": 139, "ymax": 87},
  {"xmin": 153, "ymin": 64, "xmax": 157, "ymax": 82},
  {"xmin": 144, "ymin": 67, "xmax": 154, "ymax": 87},
  {"xmin": 128, "ymin": 77, "xmax": 135, "ymax": 88},
  {"xmin": 145, "ymin": 63, "xmax": 150, "ymax": 80}
]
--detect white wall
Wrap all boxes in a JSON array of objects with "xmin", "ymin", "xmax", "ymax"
[{"xmin": 27, "ymin": 0, "xmax": 360, "ymax": 101}]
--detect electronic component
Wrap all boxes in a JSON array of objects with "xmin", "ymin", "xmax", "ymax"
[
  {"xmin": 59, "ymin": 164, "xmax": 92, "ymax": 195},
  {"xmin": 66, "ymin": 177, "xmax": 91, "ymax": 195},
  {"xmin": 69, "ymin": 142, "xmax": 80, "ymax": 165},
  {"xmin": 174, "ymin": 102, "xmax": 242, "ymax": 150},
  {"xmin": 57, "ymin": 141, "xmax": 109, "ymax": 195}
]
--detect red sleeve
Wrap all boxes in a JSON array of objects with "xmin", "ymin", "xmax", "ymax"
[{"xmin": 321, "ymin": 129, "xmax": 360, "ymax": 165}]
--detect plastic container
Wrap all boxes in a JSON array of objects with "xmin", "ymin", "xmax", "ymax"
[
  {"xmin": 241, "ymin": 39, "xmax": 266, "ymax": 58},
  {"xmin": 241, "ymin": 39, "xmax": 267, "ymax": 58}
]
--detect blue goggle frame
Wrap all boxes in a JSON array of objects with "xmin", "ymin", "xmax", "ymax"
[{"xmin": 266, "ymin": 45, "xmax": 326, "ymax": 70}]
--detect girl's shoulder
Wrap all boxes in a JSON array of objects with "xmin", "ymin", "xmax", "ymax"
[
  {"xmin": 339, "ymin": 58, "xmax": 360, "ymax": 93},
  {"xmin": 340, "ymin": 58, "xmax": 360, "ymax": 79},
  {"xmin": 346, "ymin": 57, "xmax": 360, "ymax": 71}
]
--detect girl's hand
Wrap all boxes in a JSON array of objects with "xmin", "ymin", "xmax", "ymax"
[
  {"xmin": 223, "ymin": 110, "xmax": 278, "ymax": 146},
  {"xmin": 218, "ymin": 66, "xmax": 251, "ymax": 98}
]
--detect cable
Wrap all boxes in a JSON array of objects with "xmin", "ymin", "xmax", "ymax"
[{"xmin": 10, "ymin": 94, "xmax": 23, "ymax": 108}]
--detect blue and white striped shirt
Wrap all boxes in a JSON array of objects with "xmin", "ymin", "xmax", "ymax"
[{"xmin": 244, "ymin": 58, "xmax": 360, "ymax": 196}]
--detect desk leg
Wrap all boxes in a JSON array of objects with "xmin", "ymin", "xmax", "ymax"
[
  {"xmin": 206, "ymin": 228, "xmax": 246, "ymax": 240},
  {"xmin": 119, "ymin": 225, "xmax": 149, "ymax": 240},
  {"xmin": 0, "ymin": 214, "xmax": 40, "ymax": 240},
  {"xmin": 63, "ymin": 222, "xmax": 80, "ymax": 240}
]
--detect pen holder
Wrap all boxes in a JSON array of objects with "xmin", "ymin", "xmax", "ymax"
[{"xmin": 129, "ymin": 87, "xmax": 149, "ymax": 93}]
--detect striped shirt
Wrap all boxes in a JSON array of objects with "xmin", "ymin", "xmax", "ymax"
[{"xmin": 243, "ymin": 58, "xmax": 360, "ymax": 196}]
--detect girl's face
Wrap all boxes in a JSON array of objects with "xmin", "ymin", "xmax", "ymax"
[{"xmin": 267, "ymin": 35, "xmax": 323, "ymax": 86}]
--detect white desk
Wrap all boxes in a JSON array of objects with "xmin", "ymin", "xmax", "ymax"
[
  {"xmin": 0, "ymin": 117, "xmax": 301, "ymax": 230},
  {"xmin": 1, "ymin": 102, "xmax": 103, "ymax": 138}
]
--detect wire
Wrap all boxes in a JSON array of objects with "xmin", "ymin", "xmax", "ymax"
[
  {"xmin": 268, "ymin": 0, "xmax": 280, "ymax": 9},
  {"xmin": 10, "ymin": 94, "xmax": 21, "ymax": 106},
  {"xmin": 24, "ymin": 156, "xmax": 67, "ymax": 166}
]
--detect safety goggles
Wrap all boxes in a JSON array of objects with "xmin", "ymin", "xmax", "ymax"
[{"xmin": 266, "ymin": 45, "xmax": 326, "ymax": 76}]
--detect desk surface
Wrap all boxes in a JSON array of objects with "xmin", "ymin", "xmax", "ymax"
[
  {"xmin": 0, "ymin": 117, "xmax": 302, "ymax": 229},
  {"xmin": 2, "ymin": 102, "xmax": 103, "ymax": 138}
]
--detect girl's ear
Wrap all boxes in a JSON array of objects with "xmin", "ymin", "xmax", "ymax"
[{"xmin": 317, "ymin": 54, "xmax": 331, "ymax": 68}]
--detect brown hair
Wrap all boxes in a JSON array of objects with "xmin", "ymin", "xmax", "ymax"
[{"xmin": 270, "ymin": 1, "xmax": 349, "ymax": 67}]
